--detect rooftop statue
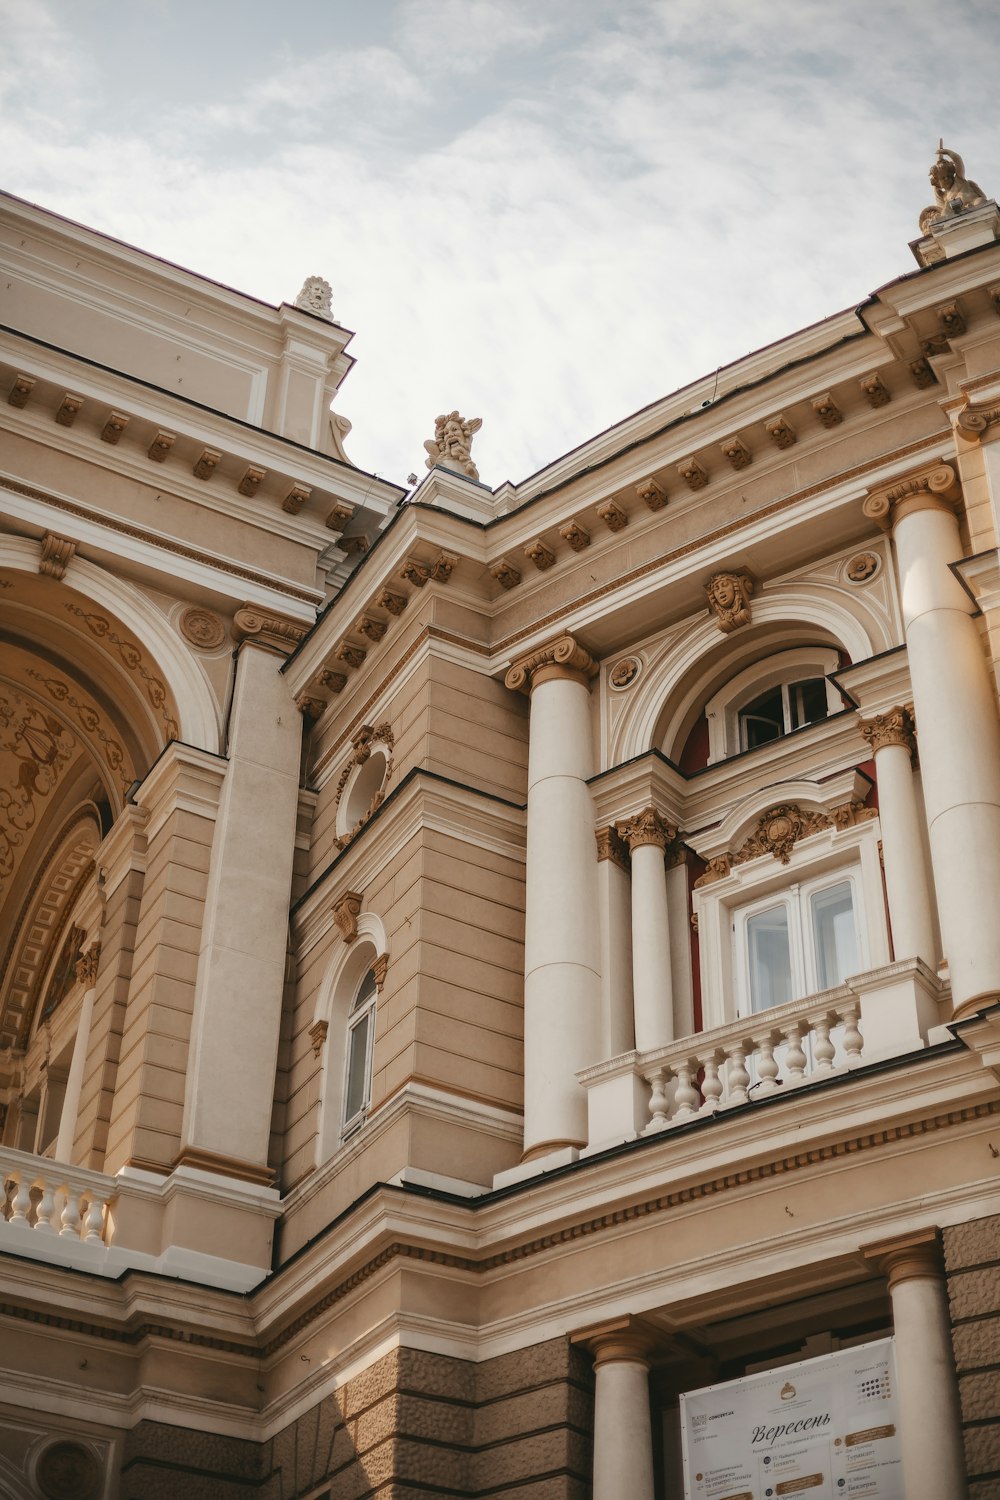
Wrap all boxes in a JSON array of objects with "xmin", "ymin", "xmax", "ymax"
[
  {"xmin": 919, "ymin": 143, "xmax": 987, "ymax": 233},
  {"xmin": 423, "ymin": 411, "xmax": 483, "ymax": 480},
  {"xmin": 294, "ymin": 275, "xmax": 335, "ymax": 321}
]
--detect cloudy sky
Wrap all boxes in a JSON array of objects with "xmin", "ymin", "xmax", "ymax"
[{"xmin": 3, "ymin": 0, "xmax": 999, "ymax": 488}]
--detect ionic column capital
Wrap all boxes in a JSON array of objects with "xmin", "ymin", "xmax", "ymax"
[
  {"xmin": 956, "ymin": 398, "xmax": 1000, "ymax": 445},
  {"xmin": 862, "ymin": 1225, "xmax": 944, "ymax": 1292},
  {"xmin": 615, "ymin": 807, "xmax": 678, "ymax": 852},
  {"xmin": 505, "ymin": 633, "xmax": 599, "ymax": 694},
  {"xmin": 863, "ymin": 462, "xmax": 962, "ymax": 533},
  {"xmin": 859, "ymin": 705, "xmax": 916, "ymax": 758}
]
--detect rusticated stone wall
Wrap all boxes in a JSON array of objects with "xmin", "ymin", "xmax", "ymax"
[
  {"xmin": 119, "ymin": 1335, "xmax": 593, "ymax": 1498},
  {"xmin": 944, "ymin": 1212, "xmax": 1000, "ymax": 1500}
]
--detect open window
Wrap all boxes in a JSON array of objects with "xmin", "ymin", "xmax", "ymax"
[
  {"xmin": 704, "ymin": 646, "xmax": 843, "ymax": 764},
  {"xmin": 342, "ymin": 969, "xmax": 377, "ymax": 1139}
]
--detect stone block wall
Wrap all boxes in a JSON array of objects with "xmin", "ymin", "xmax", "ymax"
[
  {"xmin": 119, "ymin": 1336, "xmax": 593, "ymax": 1498},
  {"xmin": 944, "ymin": 1212, "xmax": 1000, "ymax": 1499}
]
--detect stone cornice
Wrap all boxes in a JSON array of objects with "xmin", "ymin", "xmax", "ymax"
[
  {"xmin": 863, "ymin": 461, "xmax": 962, "ymax": 533},
  {"xmin": 504, "ymin": 633, "xmax": 599, "ymax": 694}
]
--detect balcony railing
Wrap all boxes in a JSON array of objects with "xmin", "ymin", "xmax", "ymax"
[
  {"xmin": 578, "ymin": 958, "xmax": 947, "ymax": 1151},
  {"xmin": 0, "ymin": 1147, "xmax": 114, "ymax": 1244}
]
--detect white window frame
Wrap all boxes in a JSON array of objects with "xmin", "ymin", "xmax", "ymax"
[
  {"xmin": 694, "ymin": 819, "xmax": 889, "ymax": 1033},
  {"xmin": 704, "ymin": 646, "xmax": 842, "ymax": 764},
  {"xmin": 733, "ymin": 866, "xmax": 867, "ymax": 1016},
  {"xmin": 341, "ymin": 969, "xmax": 377, "ymax": 1141}
]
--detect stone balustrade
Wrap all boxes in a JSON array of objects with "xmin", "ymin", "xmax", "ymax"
[
  {"xmin": 639, "ymin": 991, "xmax": 863, "ymax": 1131},
  {"xmin": 0, "ymin": 1147, "xmax": 114, "ymax": 1244},
  {"xmin": 579, "ymin": 958, "xmax": 948, "ymax": 1153}
]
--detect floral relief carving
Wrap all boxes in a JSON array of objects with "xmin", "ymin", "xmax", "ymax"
[
  {"xmin": 559, "ymin": 520, "xmax": 591, "ymax": 551},
  {"xmin": 490, "ymin": 559, "xmax": 521, "ymax": 590},
  {"xmin": 831, "ymin": 799, "xmax": 879, "ymax": 830},
  {"xmin": 636, "ymin": 478, "xmax": 667, "ymax": 511},
  {"xmin": 765, "ymin": 415, "xmax": 796, "ymax": 449},
  {"xmin": 721, "ymin": 436, "xmax": 752, "ymax": 470},
  {"xmin": 678, "ymin": 456, "xmax": 709, "ymax": 491},
  {"xmin": 0, "ymin": 691, "xmax": 80, "ymax": 893},
  {"xmin": 524, "ymin": 539, "xmax": 555, "ymax": 571},
  {"xmin": 595, "ymin": 827, "xmax": 629, "ymax": 871},
  {"xmin": 74, "ymin": 941, "xmax": 101, "ymax": 987},
  {"xmin": 596, "ymin": 499, "xmax": 628, "ymax": 532},
  {"xmin": 609, "ymin": 656, "xmax": 641, "ymax": 688},
  {"xmin": 179, "ymin": 607, "xmax": 226, "ymax": 651},
  {"xmin": 25, "ymin": 669, "xmax": 131, "ymax": 793},
  {"xmin": 811, "ymin": 393, "xmax": 843, "ymax": 428},
  {"xmin": 909, "ymin": 359, "xmax": 936, "ymax": 389},
  {"xmin": 693, "ymin": 854, "xmax": 732, "ymax": 888},
  {"xmin": 705, "ymin": 571, "xmax": 754, "ymax": 633},
  {"xmin": 63, "ymin": 604, "xmax": 178, "ymax": 738},
  {"xmin": 615, "ymin": 807, "xmax": 678, "ymax": 852},
  {"xmin": 859, "ymin": 373, "xmax": 891, "ymax": 408},
  {"xmin": 845, "ymin": 552, "xmax": 880, "ymax": 583}
]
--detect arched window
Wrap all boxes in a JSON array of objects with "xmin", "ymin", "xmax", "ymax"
[
  {"xmin": 342, "ymin": 968, "xmax": 377, "ymax": 1138},
  {"xmin": 703, "ymin": 646, "xmax": 843, "ymax": 763}
]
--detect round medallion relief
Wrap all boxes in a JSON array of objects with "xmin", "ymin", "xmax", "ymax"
[
  {"xmin": 36, "ymin": 1440, "xmax": 102, "ymax": 1500},
  {"xmin": 179, "ymin": 606, "xmax": 227, "ymax": 650},
  {"xmin": 844, "ymin": 551, "xmax": 880, "ymax": 584},
  {"xmin": 609, "ymin": 655, "xmax": 642, "ymax": 689}
]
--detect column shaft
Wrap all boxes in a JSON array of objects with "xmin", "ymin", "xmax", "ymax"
[
  {"xmin": 180, "ymin": 642, "xmax": 301, "ymax": 1175},
  {"xmin": 894, "ymin": 502, "xmax": 1000, "ymax": 1011},
  {"xmin": 870, "ymin": 739, "xmax": 937, "ymax": 966},
  {"xmin": 630, "ymin": 841, "xmax": 674, "ymax": 1052},
  {"xmin": 593, "ymin": 1355, "xmax": 655, "ymax": 1500},
  {"xmin": 522, "ymin": 673, "xmax": 601, "ymax": 1153}
]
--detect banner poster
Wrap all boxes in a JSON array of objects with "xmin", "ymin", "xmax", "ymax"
[{"xmin": 680, "ymin": 1337, "xmax": 902, "ymax": 1500}]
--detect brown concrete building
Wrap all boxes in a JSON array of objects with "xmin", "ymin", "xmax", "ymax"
[{"xmin": 1, "ymin": 145, "xmax": 999, "ymax": 1498}]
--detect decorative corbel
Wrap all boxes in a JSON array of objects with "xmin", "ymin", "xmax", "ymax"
[
  {"xmin": 326, "ymin": 501, "xmax": 354, "ymax": 531},
  {"xmin": 282, "ymin": 483, "xmax": 311, "ymax": 515},
  {"xmin": 490, "ymin": 558, "xmax": 521, "ymax": 590},
  {"xmin": 148, "ymin": 431, "xmax": 176, "ymax": 461},
  {"xmin": 101, "ymin": 412, "xmax": 130, "ymax": 444},
  {"xmin": 332, "ymin": 891, "xmax": 364, "ymax": 943},
  {"xmin": 764, "ymin": 414, "xmax": 796, "ymax": 449},
  {"xmin": 39, "ymin": 534, "xmax": 77, "ymax": 582},
  {"xmin": 559, "ymin": 520, "xmax": 591, "ymax": 550},
  {"xmin": 811, "ymin": 393, "xmax": 843, "ymax": 428},
  {"xmin": 859, "ymin": 373, "xmax": 891, "ymax": 408},
  {"xmin": 193, "ymin": 448, "xmax": 221, "ymax": 480},
  {"xmin": 8, "ymin": 373, "xmax": 35, "ymax": 408},
  {"xmin": 55, "ymin": 394, "xmax": 84, "ymax": 427},
  {"xmin": 720, "ymin": 435, "xmax": 752, "ymax": 470},
  {"xmin": 596, "ymin": 499, "xmax": 628, "ymax": 532},
  {"xmin": 677, "ymin": 456, "xmax": 709, "ymax": 491},
  {"xmin": 308, "ymin": 1020, "xmax": 329, "ymax": 1057},
  {"xmin": 635, "ymin": 478, "xmax": 667, "ymax": 510},
  {"xmin": 524, "ymin": 538, "xmax": 556, "ymax": 570},
  {"xmin": 371, "ymin": 954, "xmax": 389, "ymax": 992},
  {"xmin": 238, "ymin": 465, "xmax": 267, "ymax": 497}
]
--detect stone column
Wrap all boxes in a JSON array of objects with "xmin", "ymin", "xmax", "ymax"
[
  {"xmin": 864, "ymin": 462, "xmax": 1000, "ymax": 1016},
  {"xmin": 506, "ymin": 635, "xmax": 601, "ymax": 1158},
  {"xmin": 179, "ymin": 615, "xmax": 304, "ymax": 1180},
  {"xmin": 596, "ymin": 828, "xmax": 634, "ymax": 1058},
  {"xmin": 616, "ymin": 808, "xmax": 676, "ymax": 1052},
  {"xmin": 863, "ymin": 1228, "xmax": 968, "ymax": 1500},
  {"xmin": 54, "ymin": 942, "xmax": 101, "ymax": 1162},
  {"xmin": 858, "ymin": 707, "xmax": 936, "ymax": 967},
  {"xmin": 579, "ymin": 1320, "xmax": 656, "ymax": 1500}
]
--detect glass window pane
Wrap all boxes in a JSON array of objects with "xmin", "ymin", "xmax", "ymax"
[
  {"xmin": 344, "ymin": 1011, "xmax": 371, "ymax": 1124},
  {"xmin": 789, "ymin": 678, "xmax": 830, "ymax": 730},
  {"xmin": 811, "ymin": 881, "xmax": 858, "ymax": 988},
  {"xmin": 739, "ymin": 687, "xmax": 784, "ymax": 749},
  {"xmin": 747, "ymin": 905, "xmax": 793, "ymax": 1011}
]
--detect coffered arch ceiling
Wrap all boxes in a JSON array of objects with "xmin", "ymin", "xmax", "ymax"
[{"xmin": 0, "ymin": 567, "xmax": 182, "ymax": 1045}]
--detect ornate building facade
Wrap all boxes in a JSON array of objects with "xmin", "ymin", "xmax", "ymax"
[{"xmin": 1, "ymin": 148, "xmax": 1000, "ymax": 1498}]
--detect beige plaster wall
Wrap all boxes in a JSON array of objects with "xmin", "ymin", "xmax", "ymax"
[{"xmin": 944, "ymin": 1212, "xmax": 1000, "ymax": 1499}]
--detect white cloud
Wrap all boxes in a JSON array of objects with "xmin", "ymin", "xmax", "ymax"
[{"xmin": 3, "ymin": 0, "xmax": 1000, "ymax": 486}]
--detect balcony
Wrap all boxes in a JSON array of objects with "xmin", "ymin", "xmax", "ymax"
[{"xmin": 578, "ymin": 958, "xmax": 949, "ymax": 1152}]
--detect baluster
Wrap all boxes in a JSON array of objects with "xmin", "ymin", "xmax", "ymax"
[
  {"xmin": 83, "ymin": 1196, "xmax": 107, "ymax": 1246},
  {"xmin": 8, "ymin": 1174, "xmax": 31, "ymax": 1227},
  {"xmin": 700, "ymin": 1055, "xmax": 723, "ymax": 1114},
  {"xmin": 34, "ymin": 1179, "xmax": 56, "ymax": 1232},
  {"xmin": 59, "ymin": 1187, "xmax": 82, "ymax": 1239},
  {"xmin": 726, "ymin": 1045, "xmax": 750, "ymax": 1107},
  {"xmin": 841, "ymin": 1006, "xmax": 863, "ymax": 1066},
  {"xmin": 813, "ymin": 1016, "xmax": 836, "ymax": 1074},
  {"xmin": 754, "ymin": 1036, "xmax": 781, "ymax": 1096},
  {"xmin": 673, "ymin": 1061, "xmax": 701, "ymax": 1120},
  {"xmin": 644, "ymin": 1067, "xmax": 671, "ymax": 1132},
  {"xmin": 783, "ymin": 1023, "xmax": 807, "ymax": 1085}
]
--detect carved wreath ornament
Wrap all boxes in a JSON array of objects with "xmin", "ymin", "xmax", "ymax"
[{"xmin": 334, "ymin": 722, "xmax": 395, "ymax": 849}]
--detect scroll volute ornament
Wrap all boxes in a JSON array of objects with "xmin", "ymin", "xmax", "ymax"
[
  {"xmin": 332, "ymin": 891, "xmax": 364, "ymax": 943},
  {"xmin": 505, "ymin": 634, "xmax": 599, "ymax": 694},
  {"xmin": 863, "ymin": 462, "xmax": 961, "ymax": 533}
]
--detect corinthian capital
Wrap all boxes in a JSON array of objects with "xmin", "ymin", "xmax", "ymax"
[
  {"xmin": 859, "ymin": 705, "xmax": 916, "ymax": 757},
  {"xmin": 505, "ymin": 634, "xmax": 599, "ymax": 694},
  {"xmin": 615, "ymin": 807, "xmax": 677, "ymax": 851},
  {"xmin": 863, "ymin": 462, "xmax": 961, "ymax": 533}
]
